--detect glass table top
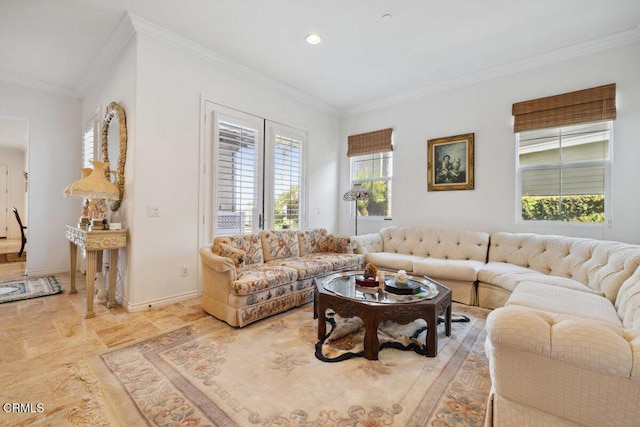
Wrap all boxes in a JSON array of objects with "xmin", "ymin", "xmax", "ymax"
[{"xmin": 319, "ymin": 271, "xmax": 439, "ymax": 304}]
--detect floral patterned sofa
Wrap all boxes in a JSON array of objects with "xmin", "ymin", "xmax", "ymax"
[{"xmin": 199, "ymin": 228, "xmax": 364, "ymax": 327}]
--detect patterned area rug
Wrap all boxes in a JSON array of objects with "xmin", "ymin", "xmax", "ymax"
[
  {"xmin": 90, "ymin": 303, "xmax": 491, "ymax": 426},
  {"xmin": 0, "ymin": 276, "xmax": 62, "ymax": 304}
]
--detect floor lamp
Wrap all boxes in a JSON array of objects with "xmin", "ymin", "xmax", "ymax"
[{"xmin": 343, "ymin": 182, "xmax": 373, "ymax": 235}]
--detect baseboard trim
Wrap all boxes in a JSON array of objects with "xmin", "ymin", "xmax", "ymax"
[{"xmin": 123, "ymin": 290, "xmax": 201, "ymax": 312}]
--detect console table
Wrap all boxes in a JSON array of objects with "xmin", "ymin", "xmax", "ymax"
[{"xmin": 66, "ymin": 225, "xmax": 127, "ymax": 318}]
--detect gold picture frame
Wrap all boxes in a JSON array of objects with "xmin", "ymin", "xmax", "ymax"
[{"xmin": 427, "ymin": 133, "xmax": 474, "ymax": 191}]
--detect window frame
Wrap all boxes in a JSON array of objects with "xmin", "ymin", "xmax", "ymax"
[{"xmin": 515, "ymin": 121, "xmax": 613, "ymax": 226}]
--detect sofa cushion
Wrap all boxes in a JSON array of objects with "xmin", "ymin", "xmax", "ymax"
[
  {"xmin": 230, "ymin": 264, "xmax": 298, "ymax": 296},
  {"xmin": 266, "ymin": 257, "xmax": 334, "ymax": 279},
  {"xmin": 212, "ymin": 242, "xmax": 245, "ymax": 274},
  {"xmin": 364, "ymin": 252, "xmax": 423, "ymax": 272},
  {"xmin": 506, "ymin": 281, "xmax": 622, "ymax": 327},
  {"xmin": 412, "ymin": 258, "xmax": 485, "ymax": 282},
  {"xmin": 297, "ymin": 228, "xmax": 328, "ymax": 255},
  {"xmin": 488, "ymin": 232, "xmax": 640, "ymax": 301},
  {"xmin": 260, "ymin": 230, "xmax": 300, "ymax": 261},
  {"xmin": 326, "ymin": 234, "xmax": 352, "ymax": 254},
  {"xmin": 379, "ymin": 226, "xmax": 489, "ymax": 261},
  {"xmin": 305, "ymin": 252, "xmax": 364, "ymax": 271},
  {"xmin": 214, "ymin": 234, "xmax": 264, "ymax": 265},
  {"xmin": 479, "ymin": 261, "xmax": 604, "ymax": 296}
]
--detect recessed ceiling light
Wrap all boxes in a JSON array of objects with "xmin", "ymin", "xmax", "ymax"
[
  {"xmin": 382, "ymin": 14, "xmax": 392, "ymax": 21},
  {"xmin": 306, "ymin": 33, "xmax": 322, "ymax": 45}
]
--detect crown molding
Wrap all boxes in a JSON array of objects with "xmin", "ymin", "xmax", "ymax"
[
  {"xmin": 75, "ymin": 12, "xmax": 136, "ymax": 98},
  {"xmin": 0, "ymin": 71, "xmax": 77, "ymax": 99},
  {"xmin": 127, "ymin": 13, "xmax": 339, "ymax": 116},
  {"xmin": 342, "ymin": 26, "xmax": 640, "ymax": 117}
]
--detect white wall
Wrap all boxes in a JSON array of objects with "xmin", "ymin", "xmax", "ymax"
[
  {"xmin": 0, "ymin": 147, "xmax": 26, "ymax": 238},
  {"xmin": 340, "ymin": 41, "xmax": 640, "ymax": 244},
  {"xmin": 0, "ymin": 82, "xmax": 81, "ymax": 274},
  {"xmin": 121, "ymin": 34, "xmax": 340, "ymax": 308},
  {"xmin": 81, "ymin": 36, "xmax": 137, "ymax": 304}
]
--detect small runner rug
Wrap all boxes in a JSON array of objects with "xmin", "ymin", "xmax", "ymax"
[
  {"xmin": 90, "ymin": 303, "xmax": 491, "ymax": 426},
  {"xmin": 0, "ymin": 276, "xmax": 62, "ymax": 304}
]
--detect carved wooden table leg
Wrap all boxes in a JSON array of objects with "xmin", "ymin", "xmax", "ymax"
[
  {"xmin": 363, "ymin": 316, "xmax": 382, "ymax": 360},
  {"xmin": 425, "ymin": 306, "xmax": 438, "ymax": 357},
  {"xmin": 317, "ymin": 298, "xmax": 327, "ymax": 340},
  {"xmin": 84, "ymin": 250, "xmax": 97, "ymax": 318},
  {"xmin": 107, "ymin": 248, "xmax": 119, "ymax": 308},
  {"xmin": 69, "ymin": 241, "xmax": 78, "ymax": 294}
]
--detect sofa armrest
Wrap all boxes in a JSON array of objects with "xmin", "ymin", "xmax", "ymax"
[
  {"xmin": 350, "ymin": 233, "xmax": 383, "ymax": 254},
  {"xmin": 486, "ymin": 305, "xmax": 638, "ymax": 379},
  {"xmin": 199, "ymin": 245, "xmax": 237, "ymax": 277}
]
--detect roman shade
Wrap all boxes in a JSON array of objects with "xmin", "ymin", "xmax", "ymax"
[
  {"xmin": 347, "ymin": 128, "xmax": 393, "ymax": 157},
  {"xmin": 512, "ymin": 84, "xmax": 616, "ymax": 133}
]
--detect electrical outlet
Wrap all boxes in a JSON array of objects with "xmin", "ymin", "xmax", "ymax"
[
  {"xmin": 147, "ymin": 205, "xmax": 160, "ymax": 217},
  {"xmin": 181, "ymin": 266, "xmax": 189, "ymax": 277}
]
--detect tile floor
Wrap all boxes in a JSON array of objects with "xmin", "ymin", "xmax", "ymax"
[{"xmin": 0, "ymin": 261, "xmax": 207, "ymax": 425}]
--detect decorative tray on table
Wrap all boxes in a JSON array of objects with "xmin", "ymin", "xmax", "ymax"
[
  {"xmin": 384, "ymin": 280, "xmax": 422, "ymax": 295},
  {"xmin": 354, "ymin": 276, "xmax": 378, "ymax": 287}
]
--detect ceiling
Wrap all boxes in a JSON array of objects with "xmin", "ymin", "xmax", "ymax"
[{"xmin": 0, "ymin": 0, "xmax": 639, "ymax": 115}]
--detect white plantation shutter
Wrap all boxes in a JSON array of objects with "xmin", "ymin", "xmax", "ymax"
[
  {"xmin": 82, "ymin": 116, "xmax": 99, "ymax": 168},
  {"xmin": 216, "ymin": 119, "xmax": 260, "ymax": 235},
  {"xmin": 204, "ymin": 103, "xmax": 307, "ymax": 239},
  {"xmin": 268, "ymin": 123, "xmax": 305, "ymax": 230}
]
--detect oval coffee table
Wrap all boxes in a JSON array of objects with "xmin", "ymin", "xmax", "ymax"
[{"xmin": 314, "ymin": 271, "xmax": 452, "ymax": 360}]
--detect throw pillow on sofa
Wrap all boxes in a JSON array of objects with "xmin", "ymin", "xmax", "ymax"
[{"xmin": 213, "ymin": 242, "xmax": 245, "ymax": 274}]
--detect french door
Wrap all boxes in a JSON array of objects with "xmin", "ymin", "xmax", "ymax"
[{"xmin": 201, "ymin": 102, "xmax": 306, "ymax": 242}]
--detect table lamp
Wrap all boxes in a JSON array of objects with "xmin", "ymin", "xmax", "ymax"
[
  {"xmin": 64, "ymin": 160, "xmax": 119, "ymax": 230},
  {"xmin": 343, "ymin": 182, "xmax": 374, "ymax": 235}
]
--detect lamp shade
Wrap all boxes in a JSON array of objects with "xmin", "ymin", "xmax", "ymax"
[
  {"xmin": 343, "ymin": 183, "xmax": 374, "ymax": 201},
  {"xmin": 64, "ymin": 160, "xmax": 119, "ymax": 201},
  {"xmin": 63, "ymin": 167, "xmax": 93, "ymax": 198}
]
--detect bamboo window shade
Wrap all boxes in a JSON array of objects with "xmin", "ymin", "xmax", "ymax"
[
  {"xmin": 347, "ymin": 128, "xmax": 393, "ymax": 157},
  {"xmin": 512, "ymin": 83, "xmax": 616, "ymax": 133}
]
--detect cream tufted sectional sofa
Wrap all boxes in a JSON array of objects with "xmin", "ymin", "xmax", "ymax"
[
  {"xmin": 199, "ymin": 228, "xmax": 363, "ymax": 327},
  {"xmin": 483, "ymin": 232, "xmax": 640, "ymax": 426},
  {"xmin": 352, "ymin": 226, "xmax": 640, "ymax": 426},
  {"xmin": 351, "ymin": 226, "xmax": 491, "ymax": 305}
]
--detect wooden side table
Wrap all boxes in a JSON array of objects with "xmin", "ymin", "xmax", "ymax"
[{"xmin": 66, "ymin": 225, "xmax": 127, "ymax": 318}]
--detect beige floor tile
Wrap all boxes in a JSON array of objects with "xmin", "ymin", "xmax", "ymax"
[{"xmin": 0, "ymin": 263, "xmax": 205, "ymax": 426}]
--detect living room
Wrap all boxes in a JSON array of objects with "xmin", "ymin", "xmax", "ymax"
[{"xmin": 1, "ymin": 1, "xmax": 639, "ymax": 425}]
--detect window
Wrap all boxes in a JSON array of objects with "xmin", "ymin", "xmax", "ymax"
[
  {"xmin": 513, "ymin": 84, "xmax": 616, "ymax": 224},
  {"xmin": 351, "ymin": 152, "xmax": 393, "ymax": 218},
  {"xmin": 204, "ymin": 103, "xmax": 307, "ymax": 239},
  {"xmin": 517, "ymin": 122, "xmax": 611, "ymax": 223},
  {"xmin": 82, "ymin": 113, "xmax": 100, "ymax": 168},
  {"xmin": 267, "ymin": 124, "xmax": 304, "ymax": 230},
  {"xmin": 347, "ymin": 128, "xmax": 394, "ymax": 219}
]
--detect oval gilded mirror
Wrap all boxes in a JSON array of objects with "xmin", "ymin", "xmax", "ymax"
[{"xmin": 101, "ymin": 102, "xmax": 127, "ymax": 212}]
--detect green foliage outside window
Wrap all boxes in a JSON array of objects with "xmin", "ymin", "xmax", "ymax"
[
  {"xmin": 356, "ymin": 180, "xmax": 390, "ymax": 217},
  {"xmin": 521, "ymin": 195, "xmax": 604, "ymax": 223},
  {"xmin": 274, "ymin": 186, "xmax": 299, "ymax": 229}
]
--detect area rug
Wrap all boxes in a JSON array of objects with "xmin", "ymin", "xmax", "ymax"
[
  {"xmin": 90, "ymin": 303, "xmax": 491, "ymax": 426},
  {"xmin": 0, "ymin": 275, "xmax": 62, "ymax": 304}
]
